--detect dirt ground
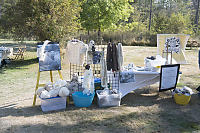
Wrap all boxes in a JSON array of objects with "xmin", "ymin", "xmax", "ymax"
[{"xmin": 0, "ymin": 43, "xmax": 200, "ymax": 133}]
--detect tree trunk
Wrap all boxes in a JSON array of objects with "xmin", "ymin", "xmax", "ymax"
[
  {"xmin": 193, "ymin": 0, "xmax": 200, "ymax": 32},
  {"xmin": 98, "ymin": 27, "xmax": 101, "ymax": 39},
  {"xmin": 149, "ymin": 0, "xmax": 153, "ymax": 31},
  {"xmin": 194, "ymin": 0, "xmax": 200, "ymax": 27}
]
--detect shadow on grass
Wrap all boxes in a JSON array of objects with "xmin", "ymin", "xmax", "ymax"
[
  {"xmin": 3, "ymin": 105, "xmax": 200, "ymax": 133},
  {"xmin": 0, "ymin": 106, "xmax": 151, "ymax": 133},
  {"xmin": 0, "ymin": 96, "xmax": 105, "ymax": 118},
  {"xmin": 0, "ymin": 43, "xmax": 37, "ymax": 52},
  {"xmin": 0, "ymin": 58, "xmax": 38, "ymax": 73},
  {"xmin": 1, "ymin": 90, "xmax": 200, "ymax": 132},
  {"xmin": 0, "ymin": 104, "xmax": 65, "ymax": 118},
  {"xmin": 10, "ymin": 58, "xmax": 38, "ymax": 68}
]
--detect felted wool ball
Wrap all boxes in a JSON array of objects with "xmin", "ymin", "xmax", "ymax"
[
  {"xmin": 83, "ymin": 88, "xmax": 90, "ymax": 95},
  {"xmin": 71, "ymin": 73, "xmax": 78, "ymax": 82},
  {"xmin": 36, "ymin": 87, "xmax": 45, "ymax": 96},
  {"xmin": 53, "ymin": 79, "xmax": 64, "ymax": 89},
  {"xmin": 40, "ymin": 90, "xmax": 51, "ymax": 99},
  {"xmin": 59, "ymin": 80, "xmax": 68, "ymax": 87},
  {"xmin": 49, "ymin": 89, "xmax": 59, "ymax": 97},
  {"xmin": 59, "ymin": 87, "xmax": 70, "ymax": 97},
  {"xmin": 45, "ymin": 82, "xmax": 53, "ymax": 91}
]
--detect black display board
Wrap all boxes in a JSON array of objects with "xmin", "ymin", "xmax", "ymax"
[{"xmin": 159, "ymin": 64, "xmax": 180, "ymax": 92}]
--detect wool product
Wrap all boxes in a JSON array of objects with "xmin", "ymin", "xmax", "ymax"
[
  {"xmin": 56, "ymin": 79, "xmax": 68, "ymax": 88},
  {"xmin": 199, "ymin": 50, "xmax": 200, "ymax": 69},
  {"xmin": 87, "ymin": 51, "xmax": 93, "ymax": 64},
  {"xmin": 45, "ymin": 82, "xmax": 53, "ymax": 91},
  {"xmin": 106, "ymin": 43, "xmax": 119, "ymax": 71},
  {"xmin": 88, "ymin": 40, "xmax": 95, "ymax": 51},
  {"xmin": 112, "ymin": 43, "xmax": 119, "ymax": 71},
  {"xmin": 40, "ymin": 40, "xmax": 51, "ymax": 61},
  {"xmin": 40, "ymin": 90, "xmax": 51, "ymax": 99},
  {"xmin": 59, "ymin": 87, "xmax": 70, "ymax": 97},
  {"xmin": 83, "ymin": 88, "xmax": 90, "ymax": 95},
  {"xmin": 99, "ymin": 88, "xmax": 109, "ymax": 95},
  {"xmin": 71, "ymin": 73, "xmax": 78, "ymax": 82},
  {"xmin": 100, "ymin": 56, "xmax": 108, "ymax": 88},
  {"xmin": 53, "ymin": 80, "xmax": 67, "ymax": 89},
  {"xmin": 183, "ymin": 86, "xmax": 194, "ymax": 95},
  {"xmin": 36, "ymin": 87, "xmax": 45, "ymax": 96},
  {"xmin": 82, "ymin": 69, "xmax": 94, "ymax": 95},
  {"xmin": 117, "ymin": 43, "xmax": 124, "ymax": 71},
  {"xmin": 67, "ymin": 40, "xmax": 88, "ymax": 65},
  {"xmin": 106, "ymin": 43, "xmax": 112, "ymax": 71},
  {"xmin": 67, "ymin": 81, "xmax": 79, "ymax": 95},
  {"xmin": 49, "ymin": 89, "xmax": 59, "ymax": 97}
]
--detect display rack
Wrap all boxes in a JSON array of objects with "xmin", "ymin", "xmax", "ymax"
[{"xmin": 69, "ymin": 42, "xmax": 120, "ymax": 90}]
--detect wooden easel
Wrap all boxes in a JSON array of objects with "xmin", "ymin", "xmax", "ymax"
[{"xmin": 33, "ymin": 70, "xmax": 63, "ymax": 106}]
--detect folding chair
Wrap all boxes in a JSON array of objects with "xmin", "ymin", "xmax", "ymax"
[{"xmin": 13, "ymin": 45, "xmax": 26, "ymax": 60}]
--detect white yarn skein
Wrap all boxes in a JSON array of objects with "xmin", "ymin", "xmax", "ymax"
[
  {"xmin": 40, "ymin": 90, "xmax": 51, "ymax": 99},
  {"xmin": 59, "ymin": 80, "xmax": 68, "ymax": 87},
  {"xmin": 49, "ymin": 89, "xmax": 59, "ymax": 97},
  {"xmin": 45, "ymin": 81, "xmax": 53, "ymax": 91},
  {"xmin": 36, "ymin": 87, "xmax": 45, "ymax": 96},
  {"xmin": 59, "ymin": 87, "xmax": 70, "ymax": 97}
]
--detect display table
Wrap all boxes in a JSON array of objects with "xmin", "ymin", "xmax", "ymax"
[
  {"xmin": 0, "ymin": 47, "xmax": 13, "ymax": 65},
  {"xmin": 119, "ymin": 70, "xmax": 160, "ymax": 98}
]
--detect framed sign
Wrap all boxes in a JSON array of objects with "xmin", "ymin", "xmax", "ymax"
[
  {"xmin": 164, "ymin": 37, "xmax": 181, "ymax": 53},
  {"xmin": 159, "ymin": 64, "xmax": 180, "ymax": 92},
  {"xmin": 39, "ymin": 43, "xmax": 61, "ymax": 72}
]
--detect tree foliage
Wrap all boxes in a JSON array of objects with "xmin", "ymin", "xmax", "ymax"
[
  {"xmin": 0, "ymin": 0, "xmax": 81, "ymax": 42},
  {"xmin": 0, "ymin": 0, "xmax": 200, "ymax": 44},
  {"xmin": 80, "ymin": 0, "xmax": 133, "ymax": 34}
]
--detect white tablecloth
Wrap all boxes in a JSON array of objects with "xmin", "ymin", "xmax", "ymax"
[
  {"xmin": 119, "ymin": 70, "xmax": 160, "ymax": 98},
  {"xmin": 0, "ymin": 47, "xmax": 13, "ymax": 65}
]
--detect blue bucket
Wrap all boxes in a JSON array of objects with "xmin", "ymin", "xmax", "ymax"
[{"xmin": 72, "ymin": 91, "xmax": 95, "ymax": 107}]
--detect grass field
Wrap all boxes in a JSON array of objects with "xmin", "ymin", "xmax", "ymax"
[{"xmin": 0, "ymin": 41, "xmax": 200, "ymax": 133}]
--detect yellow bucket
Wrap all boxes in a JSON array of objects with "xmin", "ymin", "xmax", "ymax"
[{"xmin": 174, "ymin": 93, "xmax": 191, "ymax": 105}]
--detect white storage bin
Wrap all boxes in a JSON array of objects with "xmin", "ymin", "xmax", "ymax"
[
  {"xmin": 40, "ymin": 96, "xmax": 67, "ymax": 112},
  {"xmin": 96, "ymin": 90, "xmax": 121, "ymax": 107}
]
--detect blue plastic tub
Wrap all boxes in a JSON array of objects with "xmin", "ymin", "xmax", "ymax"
[{"xmin": 72, "ymin": 91, "xmax": 95, "ymax": 107}]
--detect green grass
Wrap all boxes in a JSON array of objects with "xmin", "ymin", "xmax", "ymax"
[{"xmin": 0, "ymin": 43, "xmax": 200, "ymax": 133}]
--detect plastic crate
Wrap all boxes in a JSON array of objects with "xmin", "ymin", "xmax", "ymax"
[
  {"xmin": 96, "ymin": 90, "xmax": 121, "ymax": 107},
  {"xmin": 174, "ymin": 93, "xmax": 191, "ymax": 105},
  {"xmin": 40, "ymin": 96, "xmax": 67, "ymax": 112},
  {"xmin": 72, "ymin": 91, "xmax": 95, "ymax": 107}
]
